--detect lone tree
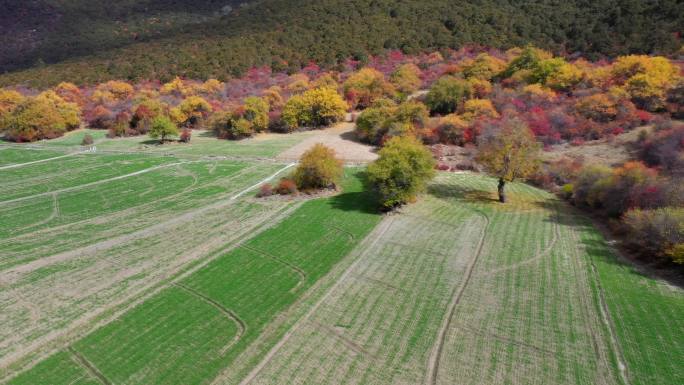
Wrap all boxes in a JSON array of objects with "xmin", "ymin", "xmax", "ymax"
[
  {"xmin": 292, "ymin": 143, "xmax": 343, "ymax": 190},
  {"xmin": 149, "ymin": 116, "xmax": 178, "ymax": 143},
  {"xmin": 476, "ymin": 118, "xmax": 541, "ymax": 203},
  {"xmin": 367, "ymin": 136, "xmax": 436, "ymax": 210}
]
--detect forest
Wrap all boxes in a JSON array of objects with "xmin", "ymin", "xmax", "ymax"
[{"xmin": 0, "ymin": 0, "xmax": 682, "ymax": 87}]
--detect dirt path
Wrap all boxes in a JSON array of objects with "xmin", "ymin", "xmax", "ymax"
[
  {"xmin": 235, "ymin": 217, "xmax": 396, "ymax": 385},
  {"xmin": 424, "ymin": 210, "xmax": 490, "ymax": 385},
  {"xmin": 0, "ymin": 152, "xmax": 80, "ymax": 170},
  {"xmin": 276, "ymin": 122, "xmax": 377, "ymax": 163}
]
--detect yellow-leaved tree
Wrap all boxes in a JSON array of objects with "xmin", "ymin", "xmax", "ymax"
[{"xmin": 476, "ymin": 118, "xmax": 541, "ymax": 203}]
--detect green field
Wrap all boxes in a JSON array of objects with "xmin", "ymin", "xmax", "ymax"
[
  {"xmin": 0, "ymin": 146, "xmax": 681, "ymax": 385},
  {"xmin": 239, "ymin": 173, "xmax": 683, "ymax": 385}
]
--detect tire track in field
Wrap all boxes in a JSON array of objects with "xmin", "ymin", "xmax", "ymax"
[
  {"xmin": 13, "ymin": 193, "xmax": 61, "ymax": 233},
  {"xmin": 309, "ymin": 320, "xmax": 379, "ymax": 360},
  {"xmin": 481, "ymin": 204, "xmax": 561, "ymax": 276},
  {"xmin": 324, "ymin": 224, "xmax": 355, "ymax": 241},
  {"xmin": 563, "ymin": 211, "xmax": 620, "ymax": 385},
  {"xmin": 424, "ymin": 209, "xmax": 490, "ymax": 385},
  {"xmin": 568, "ymin": 212, "xmax": 631, "ymax": 385},
  {"xmin": 236, "ymin": 216, "xmax": 396, "ymax": 385},
  {"xmin": 0, "ymin": 161, "xmax": 192, "ymax": 206},
  {"xmin": 67, "ymin": 347, "xmax": 112, "ymax": 385},
  {"xmin": 239, "ymin": 245, "xmax": 307, "ymax": 292},
  {"xmin": 454, "ymin": 322, "xmax": 557, "ymax": 356},
  {"xmin": 173, "ymin": 283, "xmax": 246, "ymax": 355},
  {"xmin": 0, "ymin": 152, "xmax": 81, "ymax": 170}
]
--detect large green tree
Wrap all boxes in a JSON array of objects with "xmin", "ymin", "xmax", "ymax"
[
  {"xmin": 367, "ymin": 136, "xmax": 436, "ymax": 210},
  {"xmin": 149, "ymin": 116, "xmax": 179, "ymax": 143}
]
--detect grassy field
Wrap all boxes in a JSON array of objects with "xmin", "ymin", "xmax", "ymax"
[
  {"xmin": 242, "ymin": 173, "xmax": 683, "ymax": 385},
  {"xmin": 1, "ymin": 144, "xmax": 681, "ymax": 385},
  {"xmin": 25, "ymin": 129, "xmax": 317, "ymax": 159},
  {"xmin": 0, "ymin": 147, "xmax": 300, "ymax": 378},
  {"xmin": 5, "ymin": 165, "xmax": 382, "ymax": 384}
]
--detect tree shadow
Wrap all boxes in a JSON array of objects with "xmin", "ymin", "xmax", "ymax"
[
  {"xmin": 328, "ymin": 170, "xmax": 381, "ymax": 214},
  {"xmin": 427, "ymin": 182, "xmax": 498, "ymax": 205},
  {"xmin": 328, "ymin": 190, "xmax": 380, "ymax": 214},
  {"xmin": 198, "ymin": 130, "xmax": 217, "ymax": 138}
]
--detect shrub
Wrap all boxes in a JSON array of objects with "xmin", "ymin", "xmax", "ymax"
[
  {"xmin": 180, "ymin": 128, "xmax": 192, "ymax": 143},
  {"xmin": 624, "ymin": 207, "xmax": 684, "ymax": 263},
  {"xmin": 462, "ymin": 99, "xmax": 499, "ymax": 121},
  {"xmin": 243, "ymin": 96, "xmax": 270, "ymax": 132},
  {"xmin": 201, "ymin": 79, "xmax": 224, "ymax": 95},
  {"xmin": 86, "ymin": 105, "xmax": 115, "ymax": 130},
  {"xmin": 367, "ymin": 136, "xmax": 436, "ymax": 209},
  {"xmin": 211, "ymin": 110, "xmax": 254, "ymax": 140},
  {"xmin": 292, "ymin": 143, "xmax": 343, "ymax": 190},
  {"xmin": 468, "ymin": 78, "xmax": 493, "ymax": 98},
  {"xmin": 1, "ymin": 92, "xmax": 81, "ymax": 141},
  {"xmin": 638, "ymin": 122, "xmax": 684, "ymax": 174},
  {"xmin": 575, "ymin": 94, "xmax": 618, "ymax": 122},
  {"xmin": 0, "ymin": 89, "xmax": 25, "ymax": 128},
  {"xmin": 425, "ymin": 76, "xmax": 472, "ymax": 115},
  {"xmin": 343, "ymin": 67, "xmax": 395, "ymax": 109},
  {"xmin": 355, "ymin": 103, "xmax": 395, "ymax": 144},
  {"xmin": 610, "ymin": 55, "xmax": 680, "ymax": 111},
  {"xmin": 436, "ymin": 114, "xmax": 469, "ymax": 145},
  {"xmin": 149, "ymin": 116, "xmax": 178, "ymax": 143},
  {"xmin": 500, "ymin": 45, "xmax": 553, "ymax": 80},
  {"xmin": 257, "ymin": 183, "xmax": 274, "ymax": 197},
  {"xmin": 390, "ymin": 64, "xmax": 422, "ymax": 96},
  {"xmin": 171, "ymin": 96, "xmax": 212, "ymax": 128},
  {"xmin": 93, "ymin": 80, "xmax": 134, "ymax": 102},
  {"xmin": 161, "ymin": 77, "xmax": 194, "ymax": 97},
  {"xmin": 81, "ymin": 133, "xmax": 94, "ymax": 145},
  {"xmin": 130, "ymin": 99, "xmax": 168, "ymax": 134},
  {"xmin": 572, "ymin": 165, "xmax": 613, "ymax": 208},
  {"xmin": 262, "ymin": 86, "xmax": 284, "ymax": 110},
  {"xmin": 462, "ymin": 53, "xmax": 506, "ymax": 81},
  {"xmin": 544, "ymin": 61, "xmax": 583, "ymax": 91},
  {"xmin": 282, "ymin": 87, "xmax": 347, "ymax": 131},
  {"xmin": 276, "ymin": 178, "xmax": 298, "ymax": 195},
  {"xmin": 54, "ymin": 82, "xmax": 83, "ymax": 104}
]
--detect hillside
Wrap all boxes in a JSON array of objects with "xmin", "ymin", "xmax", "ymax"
[{"xmin": 1, "ymin": 0, "xmax": 682, "ymax": 87}]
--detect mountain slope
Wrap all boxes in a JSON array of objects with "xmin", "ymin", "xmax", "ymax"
[{"xmin": 0, "ymin": 0, "xmax": 681, "ymax": 87}]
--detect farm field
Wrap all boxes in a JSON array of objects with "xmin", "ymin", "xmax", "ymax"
[
  {"xmin": 3, "ymin": 150, "xmax": 382, "ymax": 384},
  {"xmin": 240, "ymin": 173, "xmax": 684, "ymax": 385},
  {"xmin": 1, "ymin": 144, "xmax": 682, "ymax": 385},
  {"xmin": 0, "ymin": 146, "xmax": 300, "ymax": 377}
]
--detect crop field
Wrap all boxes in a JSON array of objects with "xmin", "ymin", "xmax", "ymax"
[
  {"xmin": 1, "ymin": 144, "xmax": 681, "ymax": 385},
  {"xmin": 238, "ymin": 173, "xmax": 684, "ymax": 385},
  {"xmin": 2, "ymin": 146, "xmax": 382, "ymax": 384}
]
